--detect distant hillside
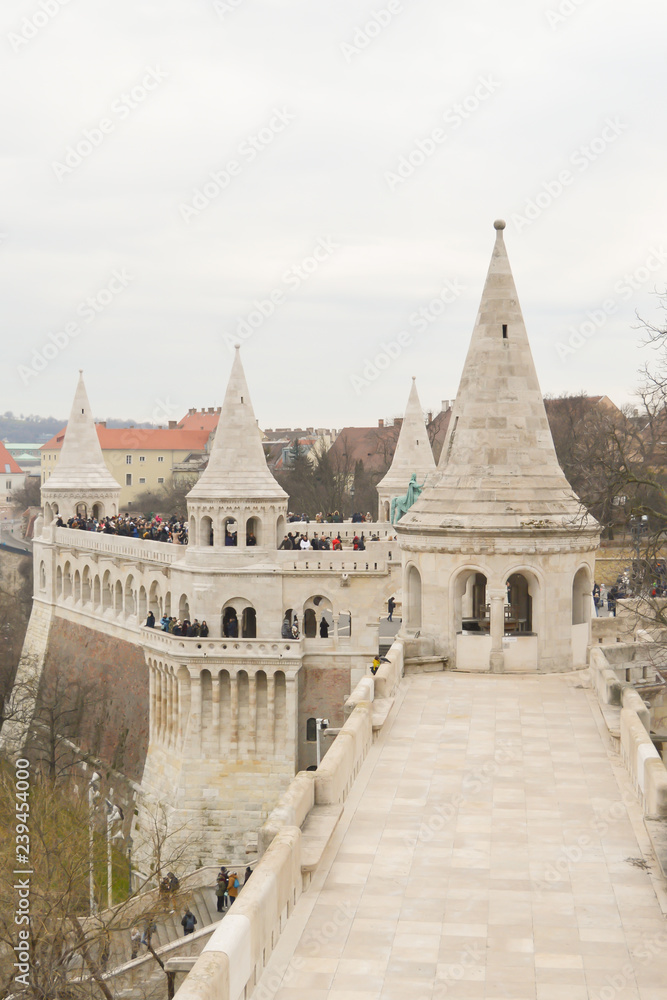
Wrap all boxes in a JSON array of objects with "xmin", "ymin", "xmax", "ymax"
[{"xmin": 0, "ymin": 412, "xmax": 156, "ymax": 443}]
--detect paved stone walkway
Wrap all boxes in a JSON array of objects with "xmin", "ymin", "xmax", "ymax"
[{"xmin": 252, "ymin": 671, "xmax": 667, "ymax": 1000}]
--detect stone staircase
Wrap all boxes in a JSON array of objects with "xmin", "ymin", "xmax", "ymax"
[{"xmin": 72, "ymin": 867, "xmax": 229, "ymax": 998}]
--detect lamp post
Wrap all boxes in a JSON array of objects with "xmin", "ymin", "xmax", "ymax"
[
  {"xmin": 315, "ymin": 718, "xmax": 329, "ymax": 767},
  {"xmin": 88, "ymin": 771, "xmax": 101, "ymax": 915},
  {"xmin": 104, "ymin": 788, "xmax": 124, "ymax": 909}
]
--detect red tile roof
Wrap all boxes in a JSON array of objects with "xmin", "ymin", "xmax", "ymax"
[
  {"xmin": 41, "ymin": 426, "xmax": 211, "ymax": 452},
  {"xmin": 0, "ymin": 441, "xmax": 23, "ymax": 474},
  {"xmin": 177, "ymin": 410, "xmax": 221, "ymax": 432}
]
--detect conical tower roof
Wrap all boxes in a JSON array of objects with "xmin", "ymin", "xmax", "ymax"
[
  {"xmin": 377, "ymin": 378, "xmax": 436, "ymax": 494},
  {"xmin": 399, "ymin": 221, "xmax": 595, "ymax": 535},
  {"xmin": 188, "ymin": 347, "xmax": 287, "ymax": 502},
  {"xmin": 42, "ymin": 371, "xmax": 121, "ymax": 493}
]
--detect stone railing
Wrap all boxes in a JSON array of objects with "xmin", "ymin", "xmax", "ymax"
[
  {"xmin": 285, "ymin": 520, "xmax": 396, "ymax": 542},
  {"xmin": 53, "ymin": 526, "xmax": 180, "ymax": 565},
  {"xmin": 590, "ymin": 647, "xmax": 667, "ymax": 817},
  {"xmin": 142, "ymin": 631, "xmax": 302, "ymax": 659},
  {"xmin": 173, "ymin": 639, "xmax": 405, "ymax": 1000}
]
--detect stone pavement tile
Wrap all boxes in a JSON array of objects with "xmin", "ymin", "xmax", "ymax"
[
  {"xmin": 273, "ymin": 992, "xmax": 332, "ymax": 1000},
  {"xmin": 638, "ymin": 990, "xmax": 667, "ymax": 999},
  {"xmin": 385, "ymin": 957, "xmax": 438, "ymax": 981},
  {"xmin": 399, "ymin": 897, "xmax": 448, "ymax": 921},
  {"xmin": 535, "ymin": 986, "xmax": 589, "ymax": 999},
  {"xmin": 534, "ymin": 967, "xmax": 587, "ymax": 986},
  {"xmin": 329, "ymin": 970, "xmax": 385, "ymax": 992}
]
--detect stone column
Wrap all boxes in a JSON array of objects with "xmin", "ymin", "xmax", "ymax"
[
  {"xmin": 188, "ymin": 669, "xmax": 202, "ymax": 756},
  {"xmin": 212, "ymin": 672, "xmax": 220, "ymax": 751},
  {"xmin": 230, "ymin": 673, "xmax": 239, "ymax": 759},
  {"xmin": 333, "ymin": 615, "xmax": 340, "ymax": 641},
  {"xmin": 267, "ymin": 673, "xmax": 275, "ymax": 752},
  {"xmin": 148, "ymin": 662, "xmax": 155, "ymax": 742},
  {"xmin": 249, "ymin": 672, "xmax": 257, "ymax": 754},
  {"xmin": 488, "ymin": 588, "xmax": 506, "ymax": 673}
]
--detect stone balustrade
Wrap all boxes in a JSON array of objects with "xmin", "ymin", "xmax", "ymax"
[
  {"xmin": 54, "ymin": 525, "xmax": 179, "ymax": 564},
  {"xmin": 591, "ymin": 646, "xmax": 667, "ymax": 817},
  {"xmin": 142, "ymin": 631, "xmax": 301, "ymax": 660},
  {"xmin": 173, "ymin": 639, "xmax": 405, "ymax": 1000}
]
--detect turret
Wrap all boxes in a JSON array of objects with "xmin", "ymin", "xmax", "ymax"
[
  {"xmin": 376, "ymin": 377, "xmax": 436, "ymax": 522},
  {"xmin": 187, "ymin": 347, "xmax": 288, "ymax": 549},
  {"xmin": 41, "ymin": 371, "xmax": 121, "ymax": 524},
  {"xmin": 396, "ymin": 221, "xmax": 599, "ymax": 673}
]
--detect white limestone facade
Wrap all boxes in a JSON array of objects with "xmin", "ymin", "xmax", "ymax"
[
  {"xmin": 376, "ymin": 377, "xmax": 436, "ymax": 522},
  {"xmin": 397, "ymin": 221, "xmax": 600, "ymax": 673}
]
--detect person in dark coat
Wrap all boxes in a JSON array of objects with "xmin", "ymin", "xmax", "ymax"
[
  {"xmin": 387, "ymin": 596, "xmax": 396, "ymax": 621},
  {"xmin": 319, "ymin": 616, "xmax": 329, "ymax": 638},
  {"xmin": 181, "ymin": 910, "xmax": 197, "ymax": 935}
]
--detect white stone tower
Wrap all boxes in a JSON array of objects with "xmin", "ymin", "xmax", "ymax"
[
  {"xmin": 397, "ymin": 221, "xmax": 599, "ymax": 672},
  {"xmin": 41, "ymin": 370, "xmax": 121, "ymax": 524},
  {"xmin": 186, "ymin": 345, "xmax": 289, "ymax": 551},
  {"xmin": 377, "ymin": 377, "xmax": 436, "ymax": 522}
]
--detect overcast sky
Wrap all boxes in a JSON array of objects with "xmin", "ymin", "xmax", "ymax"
[{"xmin": 3, "ymin": 0, "xmax": 667, "ymax": 430}]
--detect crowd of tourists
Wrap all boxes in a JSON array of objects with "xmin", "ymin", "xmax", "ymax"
[
  {"xmin": 279, "ymin": 531, "xmax": 376, "ymax": 550},
  {"xmin": 57, "ymin": 513, "xmax": 188, "ymax": 544},
  {"xmin": 214, "ymin": 865, "xmax": 253, "ymax": 912},
  {"xmin": 287, "ymin": 511, "xmax": 374, "ymax": 523},
  {"xmin": 145, "ymin": 611, "xmax": 209, "ymax": 637}
]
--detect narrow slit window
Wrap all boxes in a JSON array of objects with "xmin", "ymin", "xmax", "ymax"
[{"xmin": 502, "ymin": 324, "xmax": 508, "ymax": 339}]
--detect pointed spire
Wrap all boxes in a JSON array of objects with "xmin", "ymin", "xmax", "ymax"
[
  {"xmin": 188, "ymin": 347, "xmax": 287, "ymax": 501},
  {"xmin": 377, "ymin": 377, "xmax": 435, "ymax": 496},
  {"xmin": 400, "ymin": 221, "xmax": 594, "ymax": 532},
  {"xmin": 42, "ymin": 371, "xmax": 121, "ymax": 493}
]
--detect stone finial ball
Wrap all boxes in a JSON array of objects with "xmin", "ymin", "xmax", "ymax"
[
  {"xmin": 234, "ymin": 343, "xmax": 241, "ymax": 350},
  {"xmin": 494, "ymin": 219, "xmax": 506, "ymax": 230}
]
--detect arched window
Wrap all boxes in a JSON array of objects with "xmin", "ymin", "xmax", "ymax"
[
  {"xmin": 200, "ymin": 515, "xmax": 214, "ymax": 547},
  {"xmin": 189, "ymin": 515, "xmax": 197, "ymax": 547},
  {"xmin": 114, "ymin": 579, "xmax": 123, "ymax": 614},
  {"xmin": 82, "ymin": 566, "xmax": 91, "ymax": 603},
  {"xmin": 93, "ymin": 575, "xmax": 101, "ymax": 607},
  {"xmin": 383, "ymin": 500, "xmax": 390, "ymax": 522},
  {"xmin": 92, "ymin": 502, "xmax": 104, "ymax": 520},
  {"xmin": 246, "ymin": 516, "xmax": 261, "ymax": 547},
  {"xmin": 178, "ymin": 593, "xmax": 190, "ymax": 621},
  {"xmin": 75, "ymin": 501, "xmax": 87, "ymax": 518},
  {"xmin": 138, "ymin": 586, "xmax": 147, "ymax": 620},
  {"xmin": 572, "ymin": 567, "xmax": 591, "ymax": 625},
  {"xmin": 56, "ymin": 566, "xmax": 62, "ymax": 597},
  {"xmin": 223, "ymin": 517, "xmax": 238, "ymax": 546},
  {"xmin": 222, "ymin": 606, "xmax": 239, "ymax": 638},
  {"xmin": 63, "ymin": 562, "xmax": 72, "ymax": 599},
  {"xmin": 125, "ymin": 575, "xmax": 135, "ymax": 617},
  {"xmin": 303, "ymin": 608, "xmax": 317, "ymax": 638},
  {"xmin": 74, "ymin": 570, "xmax": 81, "ymax": 603},
  {"xmin": 303, "ymin": 595, "xmax": 334, "ymax": 639},
  {"xmin": 455, "ymin": 570, "xmax": 488, "ymax": 633},
  {"xmin": 241, "ymin": 607, "xmax": 256, "ymax": 638},
  {"xmin": 407, "ymin": 564, "xmax": 422, "ymax": 628},
  {"xmin": 506, "ymin": 573, "xmax": 533, "ymax": 633},
  {"xmin": 149, "ymin": 581, "xmax": 161, "ymax": 617},
  {"xmin": 39, "ymin": 562, "xmax": 46, "ymax": 591},
  {"xmin": 102, "ymin": 571, "xmax": 112, "ymax": 611}
]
